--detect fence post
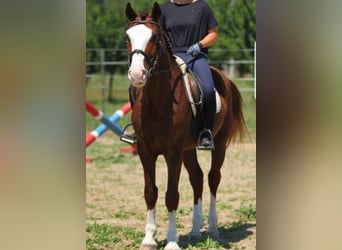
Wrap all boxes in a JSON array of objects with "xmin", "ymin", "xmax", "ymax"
[
  {"xmin": 254, "ymin": 41, "xmax": 256, "ymax": 100},
  {"xmin": 228, "ymin": 58, "xmax": 236, "ymax": 78},
  {"xmin": 100, "ymin": 48, "xmax": 105, "ymax": 112}
]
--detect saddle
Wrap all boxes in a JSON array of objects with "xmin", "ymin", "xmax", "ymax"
[{"xmin": 174, "ymin": 56, "xmax": 221, "ymax": 117}]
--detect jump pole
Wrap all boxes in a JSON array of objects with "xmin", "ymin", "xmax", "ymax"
[
  {"xmin": 86, "ymin": 100, "xmax": 123, "ymax": 136},
  {"xmin": 86, "ymin": 101, "xmax": 131, "ymax": 147}
]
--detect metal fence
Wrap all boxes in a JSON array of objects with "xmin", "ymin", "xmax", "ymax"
[
  {"xmin": 86, "ymin": 43, "xmax": 256, "ymax": 110},
  {"xmin": 86, "ymin": 47, "xmax": 255, "ymax": 81}
]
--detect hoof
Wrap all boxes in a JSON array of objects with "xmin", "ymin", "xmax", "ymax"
[
  {"xmin": 206, "ymin": 229, "xmax": 220, "ymax": 239},
  {"xmin": 188, "ymin": 231, "xmax": 202, "ymax": 241},
  {"xmin": 164, "ymin": 241, "xmax": 181, "ymax": 250},
  {"xmin": 140, "ymin": 244, "xmax": 157, "ymax": 250}
]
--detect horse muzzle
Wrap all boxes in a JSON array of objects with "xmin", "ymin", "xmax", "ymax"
[{"xmin": 128, "ymin": 68, "xmax": 148, "ymax": 88}]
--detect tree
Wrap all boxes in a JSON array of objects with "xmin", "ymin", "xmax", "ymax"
[
  {"xmin": 86, "ymin": 0, "xmax": 256, "ymax": 74},
  {"xmin": 207, "ymin": 0, "xmax": 256, "ymax": 74}
]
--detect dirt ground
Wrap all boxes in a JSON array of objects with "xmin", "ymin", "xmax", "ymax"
[{"xmin": 86, "ymin": 135, "xmax": 256, "ymax": 249}]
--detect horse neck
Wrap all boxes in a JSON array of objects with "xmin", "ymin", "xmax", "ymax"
[
  {"xmin": 156, "ymin": 38, "xmax": 177, "ymax": 74},
  {"xmin": 143, "ymin": 41, "xmax": 178, "ymax": 103}
]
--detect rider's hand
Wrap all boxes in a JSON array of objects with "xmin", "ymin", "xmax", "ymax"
[{"xmin": 186, "ymin": 42, "xmax": 202, "ymax": 56}]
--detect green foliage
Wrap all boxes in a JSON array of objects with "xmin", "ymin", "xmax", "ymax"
[
  {"xmin": 86, "ymin": 0, "xmax": 160, "ymax": 49},
  {"xmin": 230, "ymin": 203, "xmax": 256, "ymax": 230},
  {"xmin": 86, "ymin": 0, "xmax": 132, "ymax": 74},
  {"xmin": 191, "ymin": 236, "xmax": 223, "ymax": 248},
  {"xmin": 86, "ymin": 0, "xmax": 256, "ymax": 74},
  {"xmin": 114, "ymin": 210, "xmax": 135, "ymax": 219},
  {"xmin": 207, "ymin": 0, "xmax": 256, "ymax": 74},
  {"xmin": 237, "ymin": 203, "xmax": 256, "ymax": 221},
  {"xmin": 207, "ymin": 0, "xmax": 256, "ymax": 50}
]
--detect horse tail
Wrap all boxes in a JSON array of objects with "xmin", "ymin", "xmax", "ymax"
[
  {"xmin": 226, "ymin": 81, "xmax": 248, "ymax": 146},
  {"xmin": 210, "ymin": 66, "xmax": 248, "ymax": 146}
]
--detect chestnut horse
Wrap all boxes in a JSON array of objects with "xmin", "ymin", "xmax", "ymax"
[{"xmin": 125, "ymin": 3, "xmax": 246, "ymax": 250}]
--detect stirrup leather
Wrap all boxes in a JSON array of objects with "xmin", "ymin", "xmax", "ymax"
[
  {"xmin": 197, "ymin": 129, "xmax": 215, "ymax": 150},
  {"xmin": 120, "ymin": 123, "xmax": 137, "ymax": 145}
]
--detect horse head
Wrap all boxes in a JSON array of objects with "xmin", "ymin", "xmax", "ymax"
[{"xmin": 125, "ymin": 2, "xmax": 162, "ymax": 88}]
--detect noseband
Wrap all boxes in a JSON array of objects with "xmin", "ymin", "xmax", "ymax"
[{"xmin": 128, "ymin": 20, "xmax": 162, "ymax": 77}]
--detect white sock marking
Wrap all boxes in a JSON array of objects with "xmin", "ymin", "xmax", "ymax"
[
  {"xmin": 165, "ymin": 211, "xmax": 181, "ymax": 249},
  {"xmin": 191, "ymin": 198, "xmax": 203, "ymax": 236},
  {"xmin": 141, "ymin": 208, "xmax": 157, "ymax": 246},
  {"xmin": 167, "ymin": 211, "xmax": 178, "ymax": 242},
  {"xmin": 207, "ymin": 194, "xmax": 218, "ymax": 234}
]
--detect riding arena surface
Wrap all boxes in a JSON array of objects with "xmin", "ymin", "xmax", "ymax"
[{"xmin": 86, "ymin": 133, "xmax": 256, "ymax": 249}]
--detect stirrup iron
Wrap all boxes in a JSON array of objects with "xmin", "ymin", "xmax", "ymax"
[
  {"xmin": 120, "ymin": 123, "xmax": 137, "ymax": 145},
  {"xmin": 197, "ymin": 129, "xmax": 215, "ymax": 150}
]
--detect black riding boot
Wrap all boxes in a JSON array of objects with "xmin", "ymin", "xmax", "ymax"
[
  {"xmin": 120, "ymin": 85, "xmax": 137, "ymax": 144},
  {"xmin": 198, "ymin": 98, "xmax": 216, "ymax": 150}
]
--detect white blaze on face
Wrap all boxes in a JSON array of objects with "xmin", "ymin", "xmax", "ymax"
[{"xmin": 126, "ymin": 24, "xmax": 153, "ymax": 87}]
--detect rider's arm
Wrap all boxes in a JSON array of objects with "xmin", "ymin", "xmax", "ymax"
[{"xmin": 199, "ymin": 27, "xmax": 218, "ymax": 48}]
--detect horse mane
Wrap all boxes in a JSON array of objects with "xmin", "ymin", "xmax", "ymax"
[{"xmin": 161, "ymin": 30, "xmax": 174, "ymax": 57}]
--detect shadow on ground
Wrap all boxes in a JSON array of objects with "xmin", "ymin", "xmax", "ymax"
[{"xmin": 156, "ymin": 223, "xmax": 256, "ymax": 249}]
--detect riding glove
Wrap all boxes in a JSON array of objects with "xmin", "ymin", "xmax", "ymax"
[{"xmin": 186, "ymin": 42, "xmax": 202, "ymax": 56}]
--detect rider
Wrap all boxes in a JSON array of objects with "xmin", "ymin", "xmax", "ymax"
[
  {"xmin": 160, "ymin": 0, "xmax": 218, "ymax": 149},
  {"xmin": 121, "ymin": 0, "xmax": 218, "ymax": 150}
]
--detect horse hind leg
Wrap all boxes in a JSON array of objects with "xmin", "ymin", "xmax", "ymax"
[
  {"xmin": 207, "ymin": 137, "xmax": 227, "ymax": 239},
  {"xmin": 183, "ymin": 149, "xmax": 204, "ymax": 239}
]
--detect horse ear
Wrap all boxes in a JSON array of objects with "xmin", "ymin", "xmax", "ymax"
[
  {"xmin": 151, "ymin": 2, "xmax": 161, "ymax": 22},
  {"xmin": 126, "ymin": 2, "xmax": 137, "ymax": 21}
]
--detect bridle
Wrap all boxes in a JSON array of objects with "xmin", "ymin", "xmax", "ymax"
[{"xmin": 127, "ymin": 20, "xmax": 162, "ymax": 77}]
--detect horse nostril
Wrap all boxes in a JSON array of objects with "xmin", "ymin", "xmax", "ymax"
[{"xmin": 142, "ymin": 69, "xmax": 146, "ymax": 76}]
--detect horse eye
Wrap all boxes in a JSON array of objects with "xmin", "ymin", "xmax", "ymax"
[{"xmin": 151, "ymin": 34, "xmax": 158, "ymax": 43}]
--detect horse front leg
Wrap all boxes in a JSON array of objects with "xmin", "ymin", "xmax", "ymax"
[
  {"xmin": 164, "ymin": 150, "xmax": 183, "ymax": 250},
  {"xmin": 183, "ymin": 149, "xmax": 204, "ymax": 239},
  {"xmin": 139, "ymin": 151, "xmax": 159, "ymax": 250}
]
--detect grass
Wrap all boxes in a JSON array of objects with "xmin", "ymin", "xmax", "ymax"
[
  {"xmin": 114, "ymin": 210, "xmax": 135, "ymax": 219},
  {"xmin": 86, "ymin": 203, "xmax": 256, "ymax": 250},
  {"xmin": 86, "ymin": 223, "xmax": 144, "ymax": 250},
  {"xmin": 230, "ymin": 204, "xmax": 257, "ymax": 231},
  {"xmin": 236, "ymin": 204, "xmax": 256, "ymax": 222},
  {"xmin": 189, "ymin": 237, "xmax": 223, "ymax": 249}
]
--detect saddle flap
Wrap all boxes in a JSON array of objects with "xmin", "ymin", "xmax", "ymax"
[
  {"xmin": 174, "ymin": 56, "xmax": 221, "ymax": 116},
  {"xmin": 174, "ymin": 56, "xmax": 202, "ymax": 116}
]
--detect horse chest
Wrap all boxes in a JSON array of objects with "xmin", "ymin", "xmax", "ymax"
[
  {"xmin": 142, "ymin": 112, "xmax": 173, "ymax": 135},
  {"xmin": 134, "ymin": 103, "xmax": 187, "ymax": 145}
]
